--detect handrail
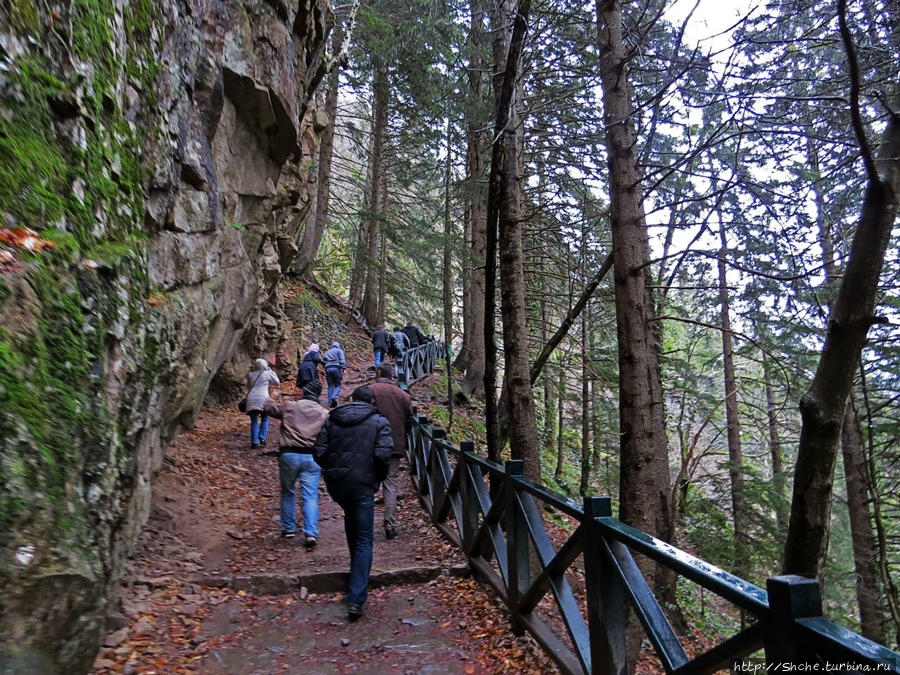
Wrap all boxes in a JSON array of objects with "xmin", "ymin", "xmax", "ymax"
[
  {"xmin": 397, "ymin": 339, "xmax": 446, "ymax": 391},
  {"xmin": 405, "ymin": 411, "xmax": 900, "ymax": 675}
]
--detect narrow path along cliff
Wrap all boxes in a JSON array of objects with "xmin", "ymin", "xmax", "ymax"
[{"xmin": 91, "ymin": 289, "xmax": 555, "ymax": 674}]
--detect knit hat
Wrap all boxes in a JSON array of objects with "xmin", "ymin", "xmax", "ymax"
[{"xmin": 307, "ymin": 343, "xmax": 319, "ymax": 354}]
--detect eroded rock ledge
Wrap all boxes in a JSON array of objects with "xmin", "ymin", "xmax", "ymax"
[{"xmin": 0, "ymin": 1, "xmax": 331, "ymax": 670}]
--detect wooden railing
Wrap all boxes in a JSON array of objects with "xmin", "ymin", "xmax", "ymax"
[
  {"xmin": 397, "ymin": 339, "xmax": 445, "ymax": 390},
  {"xmin": 406, "ymin": 413, "xmax": 900, "ymax": 675}
]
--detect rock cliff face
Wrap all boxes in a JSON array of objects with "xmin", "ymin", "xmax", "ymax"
[{"xmin": 0, "ymin": 1, "xmax": 331, "ymax": 671}]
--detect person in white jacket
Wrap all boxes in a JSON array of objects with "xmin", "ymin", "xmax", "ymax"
[{"xmin": 245, "ymin": 358, "xmax": 280, "ymax": 448}]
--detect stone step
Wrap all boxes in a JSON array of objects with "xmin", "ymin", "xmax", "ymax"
[{"xmin": 175, "ymin": 564, "xmax": 471, "ymax": 596}]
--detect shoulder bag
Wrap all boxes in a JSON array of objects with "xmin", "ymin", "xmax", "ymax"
[{"xmin": 238, "ymin": 370, "xmax": 264, "ymax": 413}]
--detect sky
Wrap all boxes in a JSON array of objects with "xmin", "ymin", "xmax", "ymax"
[{"xmin": 664, "ymin": 0, "xmax": 761, "ymax": 49}]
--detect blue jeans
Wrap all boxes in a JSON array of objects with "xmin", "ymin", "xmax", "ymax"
[
  {"xmin": 332, "ymin": 491, "xmax": 375, "ymax": 606},
  {"xmin": 374, "ymin": 348, "xmax": 384, "ymax": 366},
  {"xmin": 279, "ymin": 453, "xmax": 321, "ymax": 536},
  {"xmin": 325, "ymin": 367, "xmax": 343, "ymax": 405},
  {"xmin": 248, "ymin": 411, "xmax": 269, "ymax": 445}
]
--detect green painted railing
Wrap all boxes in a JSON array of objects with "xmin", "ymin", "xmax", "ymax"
[
  {"xmin": 406, "ymin": 412, "xmax": 900, "ymax": 675},
  {"xmin": 396, "ymin": 339, "xmax": 445, "ymax": 391}
]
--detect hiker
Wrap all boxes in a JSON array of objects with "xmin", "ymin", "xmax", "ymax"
[
  {"xmin": 390, "ymin": 326, "xmax": 409, "ymax": 358},
  {"xmin": 245, "ymin": 358, "xmax": 280, "ymax": 449},
  {"xmin": 370, "ymin": 325, "xmax": 390, "ymax": 367},
  {"xmin": 369, "ymin": 363, "xmax": 413, "ymax": 540},
  {"xmin": 265, "ymin": 380, "xmax": 330, "ymax": 546},
  {"xmin": 401, "ymin": 322, "xmax": 422, "ymax": 349},
  {"xmin": 296, "ymin": 343, "xmax": 324, "ymax": 392},
  {"xmin": 314, "ymin": 386, "xmax": 392, "ymax": 621},
  {"xmin": 323, "ymin": 341, "xmax": 346, "ymax": 407}
]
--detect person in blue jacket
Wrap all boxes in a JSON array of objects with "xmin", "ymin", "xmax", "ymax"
[{"xmin": 323, "ymin": 341, "xmax": 346, "ymax": 407}]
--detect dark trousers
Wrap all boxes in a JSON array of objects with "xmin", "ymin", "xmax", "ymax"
[
  {"xmin": 331, "ymin": 490, "xmax": 375, "ymax": 606},
  {"xmin": 325, "ymin": 367, "xmax": 343, "ymax": 405}
]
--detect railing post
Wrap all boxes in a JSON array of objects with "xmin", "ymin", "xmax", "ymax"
[
  {"xmin": 583, "ymin": 496, "xmax": 627, "ymax": 675},
  {"xmin": 406, "ymin": 407, "xmax": 418, "ymax": 467},
  {"xmin": 765, "ymin": 575, "xmax": 822, "ymax": 667},
  {"xmin": 430, "ymin": 428, "xmax": 447, "ymax": 518},
  {"xmin": 505, "ymin": 459, "xmax": 528, "ymax": 636},
  {"xmin": 419, "ymin": 416, "xmax": 433, "ymax": 502},
  {"xmin": 459, "ymin": 441, "xmax": 478, "ymax": 554}
]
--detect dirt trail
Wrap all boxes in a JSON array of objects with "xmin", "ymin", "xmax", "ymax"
[{"xmin": 91, "ymin": 350, "xmax": 555, "ymax": 673}]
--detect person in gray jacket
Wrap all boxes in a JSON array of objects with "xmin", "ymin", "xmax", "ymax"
[
  {"xmin": 323, "ymin": 341, "xmax": 346, "ymax": 408},
  {"xmin": 246, "ymin": 358, "xmax": 280, "ymax": 448}
]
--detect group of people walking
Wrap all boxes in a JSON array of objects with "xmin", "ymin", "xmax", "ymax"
[
  {"xmin": 370, "ymin": 322, "xmax": 430, "ymax": 366},
  {"xmin": 296, "ymin": 341, "xmax": 346, "ymax": 408},
  {"xmin": 241, "ymin": 352, "xmax": 413, "ymax": 622}
]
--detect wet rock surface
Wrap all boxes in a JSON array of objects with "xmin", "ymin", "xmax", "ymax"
[{"xmin": 0, "ymin": 1, "xmax": 333, "ymax": 669}]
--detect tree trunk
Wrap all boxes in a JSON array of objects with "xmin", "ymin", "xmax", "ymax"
[
  {"xmin": 361, "ymin": 63, "xmax": 389, "ymax": 327},
  {"xmin": 376, "ymin": 217, "xmax": 387, "ymax": 327},
  {"xmin": 579, "ymin": 312, "xmax": 591, "ymax": 496},
  {"xmin": 590, "ymin": 312, "xmax": 602, "ymax": 491},
  {"xmin": 494, "ymin": 0, "xmax": 540, "ymax": 481},
  {"xmin": 545, "ymin": 370, "xmax": 556, "ymax": 455},
  {"xmin": 443, "ymin": 115, "xmax": 455, "ymax": 427},
  {"xmin": 455, "ymin": 205, "xmax": 473, "ymax": 371},
  {"xmin": 348, "ymin": 129, "xmax": 375, "ymax": 308},
  {"xmin": 841, "ymin": 396, "xmax": 884, "ymax": 642},
  {"xmin": 762, "ymin": 350, "xmax": 788, "ymax": 533},
  {"xmin": 348, "ymin": 221, "xmax": 368, "ymax": 308},
  {"xmin": 541, "ymin": 274, "xmax": 555, "ymax": 454},
  {"xmin": 483, "ymin": 0, "xmax": 529, "ymax": 464},
  {"xmin": 717, "ymin": 224, "xmax": 747, "ymax": 572},
  {"xmin": 783, "ymin": 89, "xmax": 900, "ymax": 578},
  {"xmin": 296, "ymin": 28, "xmax": 342, "ymax": 278},
  {"xmin": 804, "ymin": 132, "xmax": 886, "ymax": 630},
  {"xmin": 596, "ymin": 0, "xmax": 672, "ymax": 566},
  {"xmin": 555, "ymin": 365, "xmax": 565, "ymax": 481},
  {"xmin": 860, "ymin": 365, "xmax": 900, "ymax": 645},
  {"xmin": 459, "ymin": 0, "xmax": 489, "ymax": 392}
]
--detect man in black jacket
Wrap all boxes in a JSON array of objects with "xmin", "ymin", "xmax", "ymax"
[
  {"xmin": 370, "ymin": 324, "xmax": 390, "ymax": 367},
  {"xmin": 313, "ymin": 386, "xmax": 392, "ymax": 621},
  {"xmin": 402, "ymin": 322, "xmax": 425, "ymax": 349}
]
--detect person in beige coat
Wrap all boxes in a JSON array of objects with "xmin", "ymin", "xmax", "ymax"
[
  {"xmin": 264, "ymin": 380, "xmax": 329, "ymax": 546},
  {"xmin": 369, "ymin": 363, "xmax": 413, "ymax": 540}
]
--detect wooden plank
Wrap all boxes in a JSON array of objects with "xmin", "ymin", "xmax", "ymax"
[
  {"xmin": 519, "ymin": 525, "xmax": 585, "ymax": 613},
  {"xmin": 671, "ymin": 623, "xmax": 764, "ymax": 675},
  {"xmin": 513, "ymin": 492, "xmax": 591, "ymax": 671},
  {"xmin": 596, "ymin": 517, "xmax": 768, "ymax": 615},
  {"xmin": 506, "ymin": 462, "xmax": 529, "ymax": 634},
  {"xmin": 796, "ymin": 617, "xmax": 900, "ymax": 672},
  {"xmin": 607, "ymin": 539, "xmax": 689, "ymax": 672}
]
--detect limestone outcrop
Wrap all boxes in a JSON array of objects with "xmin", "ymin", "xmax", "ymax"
[{"xmin": 0, "ymin": 0, "xmax": 331, "ymax": 670}]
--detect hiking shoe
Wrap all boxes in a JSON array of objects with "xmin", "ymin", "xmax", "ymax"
[
  {"xmin": 347, "ymin": 603, "xmax": 363, "ymax": 621},
  {"xmin": 281, "ymin": 531, "xmax": 295, "ymax": 539},
  {"xmin": 304, "ymin": 535, "xmax": 317, "ymax": 548},
  {"xmin": 385, "ymin": 526, "xmax": 397, "ymax": 540},
  {"xmin": 260, "ymin": 438, "xmax": 267, "ymax": 446},
  {"xmin": 251, "ymin": 443, "xmax": 260, "ymax": 449}
]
